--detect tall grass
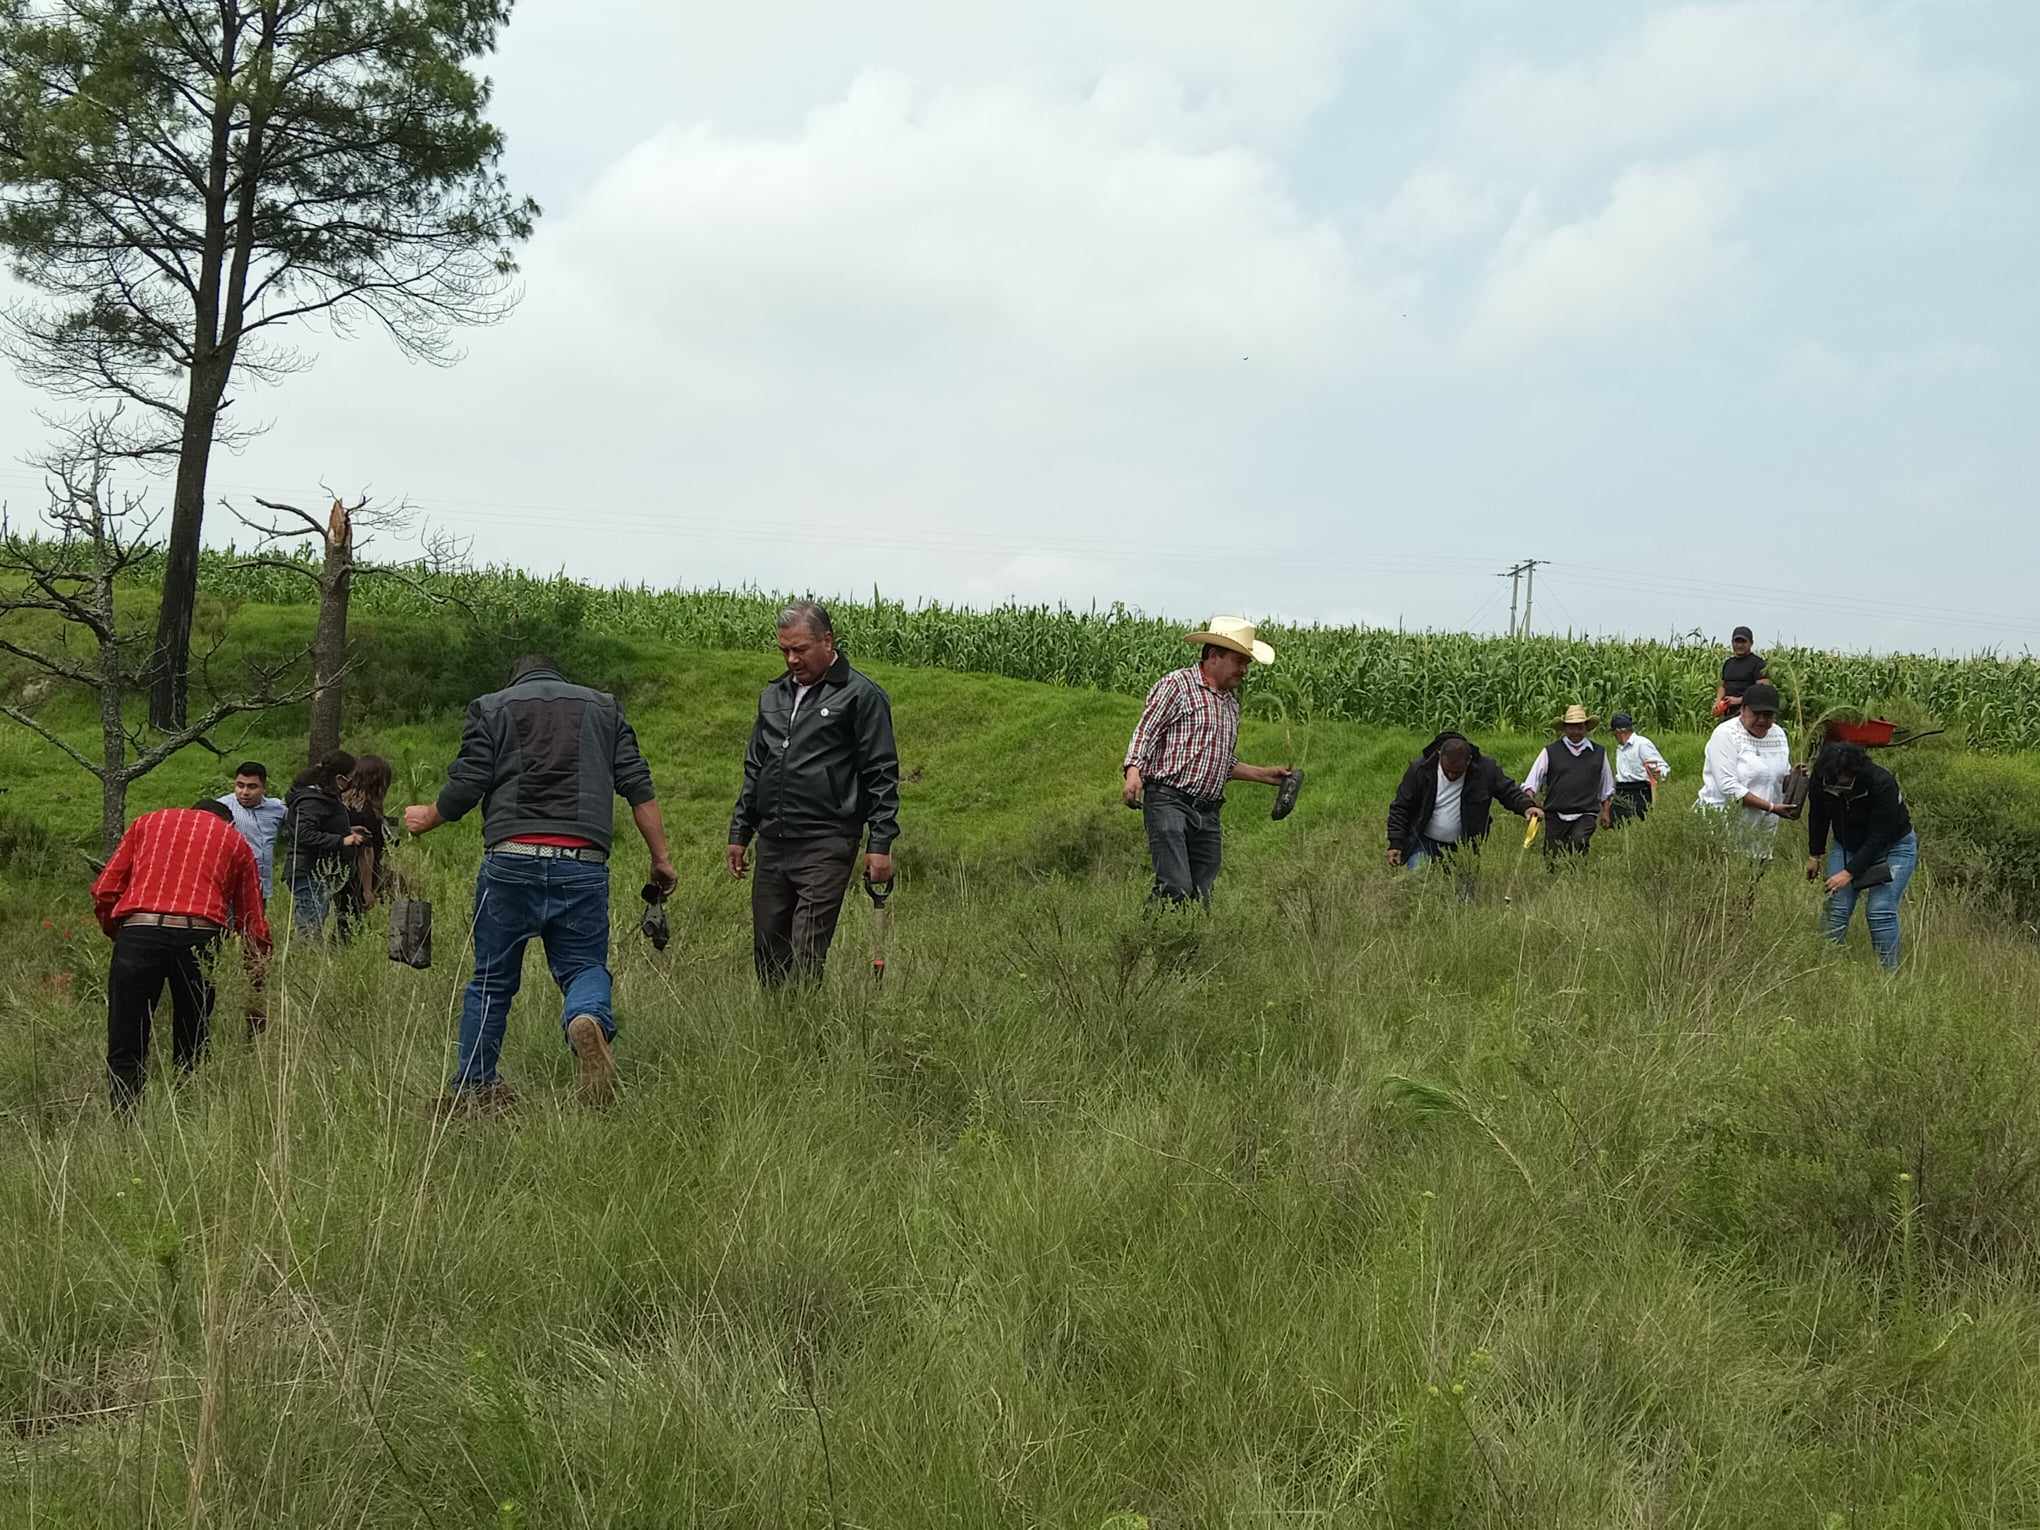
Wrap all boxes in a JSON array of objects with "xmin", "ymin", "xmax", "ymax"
[
  {"xmin": 175, "ymin": 547, "xmax": 2040, "ymax": 749},
  {"xmin": 4, "ymin": 673, "xmax": 2039, "ymax": 1525}
]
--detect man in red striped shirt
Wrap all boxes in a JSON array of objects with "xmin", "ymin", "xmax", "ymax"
[
  {"xmin": 90, "ymin": 800, "xmax": 271, "ymax": 1110},
  {"xmin": 1122, "ymin": 616, "xmax": 1294, "ymax": 905}
]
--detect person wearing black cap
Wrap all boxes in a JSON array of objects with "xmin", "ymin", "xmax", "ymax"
[
  {"xmin": 1714, "ymin": 627, "xmax": 1768, "ymax": 717},
  {"xmin": 1608, "ymin": 713, "xmax": 1670, "ymax": 824},
  {"xmin": 1696, "ymin": 679, "xmax": 1795, "ymax": 850}
]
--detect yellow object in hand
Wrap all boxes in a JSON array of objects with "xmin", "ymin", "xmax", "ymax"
[{"xmin": 1523, "ymin": 815, "xmax": 1542, "ymax": 848}]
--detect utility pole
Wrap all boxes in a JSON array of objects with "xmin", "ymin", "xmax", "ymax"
[{"xmin": 1497, "ymin": 559, "xmax": 1547, "ymax": 637}]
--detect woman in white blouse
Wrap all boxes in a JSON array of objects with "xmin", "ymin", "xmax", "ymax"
[{"xmin": 1696, "ymin": 680, "xmax": 1796, "ymax": 847}]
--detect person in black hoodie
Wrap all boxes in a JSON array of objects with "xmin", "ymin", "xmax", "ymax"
[
  {"xmin": 1387, "ymin": 731, "xmax": 1543, "ymax": 875},
  {"xmin": 1806, "ymin": 741, "xmax": 1918, "ymax": 970},
  {"xmin": 280, "ymin": 751, "xmax": 364, "ymax": 936}
]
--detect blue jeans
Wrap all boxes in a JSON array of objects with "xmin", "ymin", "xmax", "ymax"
[
  {"xmin": 1405, "ymin": 836, "xmax": 1456, "ymax": 869},
  {"xmin": 452, "ymin": 853, "xmax": 614, "ymax": 1088},
  {"xmin": 1823, "ymin": 832, "xmax": 1918, "ymax": 971},
  {"xmin": 289, "ymin": 867, "xmax": 335, "ymax": 936}
]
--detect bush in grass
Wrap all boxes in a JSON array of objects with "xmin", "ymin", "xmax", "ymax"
[{"xmin": 1685, "ymin": 992, "xmax": 2040, "ymax": 1263}]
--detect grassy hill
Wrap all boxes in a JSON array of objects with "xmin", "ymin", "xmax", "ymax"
[{"xmin": 4, "ymin": 612, "xmax": 2040, "ymax": 1526}]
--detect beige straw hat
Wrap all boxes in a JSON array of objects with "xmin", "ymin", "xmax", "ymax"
[
  {"xmin": 1554, "ymin": 704, "xmax": 1598, "ymax": 728},
  {"xmin": 1183, "ymin": 615, "xmax": 1275, "ymax": 666}
]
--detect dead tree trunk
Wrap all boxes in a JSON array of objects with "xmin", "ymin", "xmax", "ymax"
[
  {"xmin": 0, "ymin": 430, "xmax": 320, "ymax": 857},
  {"xmin": 231, "ymin": 493, "xmax": 468, "ymax": 765},
  {"xmin": 307, "ymin": 499, "xmax": 354, "ymax": 762}
]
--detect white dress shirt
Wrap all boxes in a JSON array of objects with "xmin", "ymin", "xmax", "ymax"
[{"xmin": 1613, "ymin": 732, "xmax": 1671, "ymax": 785}]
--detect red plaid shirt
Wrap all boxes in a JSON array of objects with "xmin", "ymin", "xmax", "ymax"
[
  {"xmin": 92, "ymin": 808, "xmax": 272, "ymax": 953},
  {"xmin": 1123, "ymin": 666, "xmax": 1241, "ymax": 802}
]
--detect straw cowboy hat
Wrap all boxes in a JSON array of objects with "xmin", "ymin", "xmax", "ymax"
[
  {"xmin": 1184, "ymin": 615, "xmax": 1276, "ymax": 665},
  {"xmin": 1553, "ymin": 703, "xmax": 1598, "ymax": 729}
]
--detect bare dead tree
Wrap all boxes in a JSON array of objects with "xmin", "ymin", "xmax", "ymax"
[
  {"xmin": 0, "ymin": 420, "xmax": 320, "ymax": 854},
  {"xmin": 227, "ymin": 492, "xmax": 472, "ymax": 761}
]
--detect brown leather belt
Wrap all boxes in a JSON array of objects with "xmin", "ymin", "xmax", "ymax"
[{"xmin": 122, "ymin": 913, "xmax": 222, "ymax": 932}]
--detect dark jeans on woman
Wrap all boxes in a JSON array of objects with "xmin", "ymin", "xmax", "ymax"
[
  {"xmin": 1823, "ymin": 832, "xmax": 1920, "ymax": 971},
  {"xmin": 1143, "ymin": 783, "xmax": 1224, "ymax": 906},
  {"xmin": 288, "ymin": 864, "xmax": 338, "ymax": 937},
  {"xmin": 751, "ymin": 834, "xmax": 860, "ymax": 985},
  {"xmin": 106, "ymin": 924, "xmax": 219, "ymax": 1109}
]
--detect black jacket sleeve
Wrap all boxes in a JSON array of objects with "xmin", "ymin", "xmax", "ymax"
[
  {"xmin": 1845, "ymin": 771, "xmax": 1909, "ymax": 880},
  {"xmin": 728, "ymin": 699, "xmax": 769, "ymax": 847},
  {"xmin": 1387, "ymin": 762, "xmax": 1422, "ymax": 850},
  {"xmin": 1486, "ymin": 760, "xmax": 1534, "ymax": 816},
  {"xmin": 283, "ymin": 801, "xmax": 350, "ymax": 861},
  {"xmin": 1807, "ymin": 787, "xmax": 1832, "ymax": 860},
  {"xmin": 611, "ymin": 709, "xmax": 656, "ymax": 808},
  {"xmin": 436, "ymin": 700, "xmax": 499, "ymax": 823},
  {"xmin": 857, "ymin": 686, "xmax": 901, "ymax": 853}
]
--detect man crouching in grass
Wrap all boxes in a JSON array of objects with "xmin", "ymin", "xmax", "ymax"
[
  {"xmin": 405, "ymin": 654, "xmax": 678, "ymax": 1112},
  {"xmin": 1122, "ymin": 615, "xmax": 1294, "ymax": 907}
]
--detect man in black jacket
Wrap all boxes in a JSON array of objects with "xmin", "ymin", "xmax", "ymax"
[
  {"xmin": 1387, "ymin": 731, "xmax": 1542, "ymax": 875},
  {"xmin": 404, "ymin": 656, "xmax": 678, "ymax": 1108},
  {"xmin": 1806, "ymin": 741, "xmax": 1919, "ymax": 970},
  {"xmin": 728, "ymin": 601, "xmax": 901, "ymax": 985}
]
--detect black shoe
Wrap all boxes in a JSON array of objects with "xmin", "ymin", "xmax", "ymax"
[{"xmin": 1271, "ymin": 769, "xmax": 1306, "ymax": 821}]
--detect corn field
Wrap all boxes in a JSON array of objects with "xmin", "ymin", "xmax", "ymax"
[{"xmin": 190, "ymin": 548, "xmax": 2040, "ymax": 748}]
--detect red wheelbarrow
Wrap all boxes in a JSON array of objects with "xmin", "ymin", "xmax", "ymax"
[{"xmin": 1824, "ymin": 718, "xmax": 1945, "ymax": 749}]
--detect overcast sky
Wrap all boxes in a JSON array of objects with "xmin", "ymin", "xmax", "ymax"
[{"xmin": 2, "ymin": 0, "xmax": 2035, "ymax": 655}]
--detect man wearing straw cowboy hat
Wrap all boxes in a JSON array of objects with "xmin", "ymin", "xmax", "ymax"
[
  {"xmin": 1522, "ymin": 704, "xmax": 1615, "ymax": 862},
  {"xmin": 1122, "ymin": 615, "xmax": 1296, "ymax": 906}
]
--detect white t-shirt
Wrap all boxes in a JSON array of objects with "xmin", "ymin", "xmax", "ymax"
[
  {"xmin": 1697, "ymin": 716, "xmax": 1792, "ymax": 833},
  {"xmin": 1424, "ymin": 765, "xmax": 1466, "ymax": 844}
]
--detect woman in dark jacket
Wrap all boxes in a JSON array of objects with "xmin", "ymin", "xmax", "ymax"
[
  {"xmin": 1806, "ymin": 741, "xmax": 1918, "ymax": 970},
  {"xmin": 335, "ymin": 754, "xmax": 394, "ymax": 941},
  {"xmin": 281, "ymin": 751, "xmax": 363, "ymax": 936}
]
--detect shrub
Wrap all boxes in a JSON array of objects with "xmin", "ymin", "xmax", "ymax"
[{"xmin": 1684, "ymin": 985, "xmax": 2040, "ymax": 1264}]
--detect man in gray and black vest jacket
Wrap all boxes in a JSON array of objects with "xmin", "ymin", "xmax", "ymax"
[
  {"xmin": 1522, "ymin": 705, "xmax": 1614, "ymax": 863},
  {"xmin": 405, "ymin": 655, "xmax": 678, "ymax": 1109},
  {"xmin": 728, "ymin": 601, "xmax": 901, "ymax": 985}
]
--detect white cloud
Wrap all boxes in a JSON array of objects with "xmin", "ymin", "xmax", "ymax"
[
  {"xmin": 557, "ymin": 71, "xmax": 1359, "ymax": 373},
  {"xmin": 1462, "ymin": 158, "xmax": 1748, "ymax": 360},
  {"xmin": 1447, "ymin": 0, "xmax": 2007, "ymax": 178}
]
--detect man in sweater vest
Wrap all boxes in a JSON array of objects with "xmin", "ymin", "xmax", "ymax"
[{"xmin": 1522, "ymin": 705, "xmax": 1614, "ymax": 864}]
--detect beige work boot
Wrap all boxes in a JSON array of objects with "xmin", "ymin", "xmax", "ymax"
[{"xmin": 566, "ymin": 1015, "xmax": 619, "ymax": 1107}]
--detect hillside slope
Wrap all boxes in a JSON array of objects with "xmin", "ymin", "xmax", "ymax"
[{"xmin": 4, "ymin": 623, "xmax": 2040, "ymax": 1527}]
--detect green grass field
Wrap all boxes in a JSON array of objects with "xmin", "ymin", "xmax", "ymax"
[{"xmin": 5, "ymin": 628, "xmax": 2040, "ymax": 1526}]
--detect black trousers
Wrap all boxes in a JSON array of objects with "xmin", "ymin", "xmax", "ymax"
[
  {"xmin": 107, "ymin": 925, "xmax": 219, "ymax": 1107},
  {"xmin": 1611, "ymin": 780, "xmax": 1653, "ymax": 824},
  {"xmin": 752, "ymin": 835, "xmax": 860, "ymax": 985},
  {"xmin": 1143, "ymin": 784, "xmax": 1224, "ymax": 905},
  {"xmin": 1543, "ymin": 813, "xmax": 1600, "ymax": 863}
]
